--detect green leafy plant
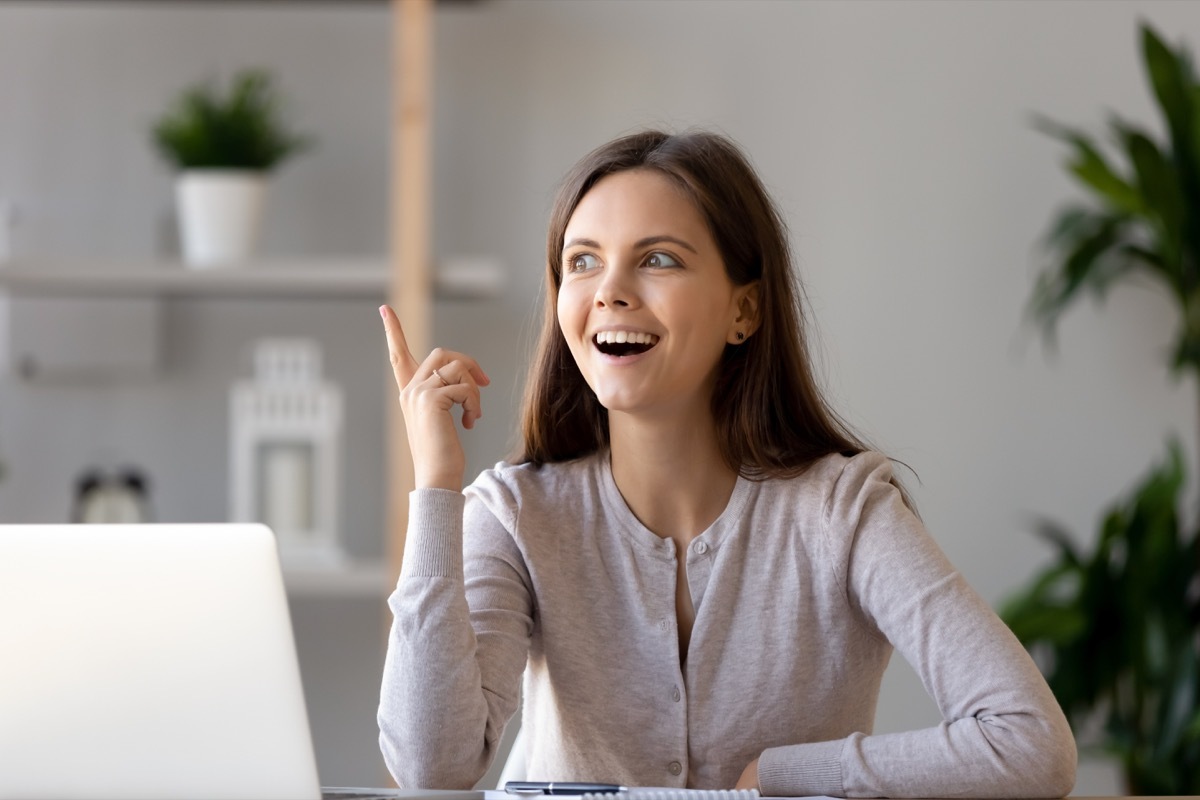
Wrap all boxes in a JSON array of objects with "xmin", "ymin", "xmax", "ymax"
[
  {"xmin": 1029, "ymin": 24, "xmax": 1200, "ymax": 380},
  {"xmin": 1002, "ymin": 444, "xmax": 1200, "ymax": 793},
  {"xmin": 152, "ymin": 69, "xmax": 312, "ymax": 171},
  {"xmin": 1001, "ymin": 21, "xmax": 1200, "ymax": 794}
]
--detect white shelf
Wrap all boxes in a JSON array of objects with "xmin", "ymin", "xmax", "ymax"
[
  {"xmin": 0, "ymin": 258, "xmax": 386, "ymax": 298},
  {"xmin": 0, "ymin": 257, "xmax": 503, "ymax": 300},
  {"xmin": 282, "ymin": 559, "xmax": 393, "ymax": 597}
]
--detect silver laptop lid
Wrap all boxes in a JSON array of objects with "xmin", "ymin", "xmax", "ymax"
[{"xmin": 0, "ymin": 523, "xmax": 321, "ymax": 800}]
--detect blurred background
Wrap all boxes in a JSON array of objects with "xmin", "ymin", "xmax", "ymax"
[{"xmin": 2, "ymin": 0, "xmax": 1197, "ymax": 794}]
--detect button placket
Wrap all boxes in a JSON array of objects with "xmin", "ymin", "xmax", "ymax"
[{"xmin": 686, "ymin": 538, "xmax": 713, "ymax": 614}]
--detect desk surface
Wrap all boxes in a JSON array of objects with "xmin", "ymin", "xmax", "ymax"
[{"xmin": 323, "ymin": 793, "xmax": 1178, "ymax": 800}]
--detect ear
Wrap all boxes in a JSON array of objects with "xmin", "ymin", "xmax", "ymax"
[{"xmin": 727, "ymin": 282, "xmax": 761, "ymax": 344}]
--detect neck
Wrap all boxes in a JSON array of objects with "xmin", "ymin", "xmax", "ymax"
[{"xmin": 607, "ymin": 407, "xmax": 738, "ymax": 545}]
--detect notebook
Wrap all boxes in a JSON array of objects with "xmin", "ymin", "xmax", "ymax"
[{"xmin": 0, "ymin": 523, "xmax": 323, "ymax": 800}]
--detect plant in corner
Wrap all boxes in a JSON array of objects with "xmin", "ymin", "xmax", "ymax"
[
  {"xmin": 1000, "ymin": 22, "xmax": 1200, "ymax": 794},
  {"xmin": 151, "ymin": 68, "xmax": 313, "ymax": 268}
]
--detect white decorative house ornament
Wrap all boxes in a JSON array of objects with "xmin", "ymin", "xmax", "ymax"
[{"xmin": 230, "ymin": 338, "xmax": 343, "ymax": 568}]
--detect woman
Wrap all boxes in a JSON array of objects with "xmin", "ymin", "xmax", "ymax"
[{"xmin": 377, "ymin": 130, "xmax": 1076, "ymax": 798}]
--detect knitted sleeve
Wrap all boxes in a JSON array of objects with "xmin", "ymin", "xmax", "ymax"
[{"xmin": 378, "ymin": 484, "xmax": 532, "ymax": 789}]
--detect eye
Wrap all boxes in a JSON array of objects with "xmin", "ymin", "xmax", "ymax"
[
  {"xmin": 645, "ymin": 251, "xmax": 680, "ymax": 269},
  {"xmin": 566, "ymin": 253, "xmax": 600, "ymax": 273}
]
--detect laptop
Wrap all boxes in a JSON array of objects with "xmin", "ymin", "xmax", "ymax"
[
  {"xmin": 0, "ymin": 523, "xmax": 491, "ymax": 800},
  {"xmin": 0, "ymin": 523, "xmax": 325, "ymax": 800}
]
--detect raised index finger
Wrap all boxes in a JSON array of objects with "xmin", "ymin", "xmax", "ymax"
[{"xmin": 379, "ymin": 304, "xmax": 420, "ymax": 388}]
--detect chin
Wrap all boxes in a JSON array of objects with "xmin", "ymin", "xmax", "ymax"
[
  {"xmin": 598, "ymin": 398, "xmax": 661, "ymax": 419},
  {"xmin": 589, "ymin": 389, "xmax": 641, "ymax": 414}
]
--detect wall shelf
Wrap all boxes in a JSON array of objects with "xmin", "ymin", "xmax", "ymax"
[
  {"xmin": 0, "ymin": 258, "xmax": 387, "ymax": 299},
  {"xmin": 282, "ymin": 559, "xmax": 392, "ymax": 597},
  {"xmin": 0, "ymin": 258, "xmax": 502, "ymax": 300}
]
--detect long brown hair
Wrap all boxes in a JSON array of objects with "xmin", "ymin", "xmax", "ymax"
[{"xmin": 517, "ymin": 129, "xmax": 904, "ymax": 495}]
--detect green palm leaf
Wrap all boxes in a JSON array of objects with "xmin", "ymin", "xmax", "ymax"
[
  {"xmin": 1033, "ymin": 115, "xmax": 1142, "ymax": 214},
  {"xmin": 1029, "ymin": 22, "xmax": 1200, "ymax": 385}
]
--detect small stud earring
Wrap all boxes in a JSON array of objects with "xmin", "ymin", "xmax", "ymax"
[{"xmin": 735, "ymin": 331, "xmax": 745, "ymax": 341}]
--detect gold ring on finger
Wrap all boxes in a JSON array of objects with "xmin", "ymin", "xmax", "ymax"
[{"xmin": 432, "ymin": 368, "xmax": 450, "ymax": 387}]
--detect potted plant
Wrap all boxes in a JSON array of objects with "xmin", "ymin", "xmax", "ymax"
[
  {"xmin": 152, "ymin": 68, "xmax": 313, "ymax": 268},
  {"xmin": 1001, "ymin": 21, "xmax": 1200, "ymax": 794}
]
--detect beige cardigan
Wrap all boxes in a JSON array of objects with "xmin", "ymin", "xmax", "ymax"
[{"xmin": 378, "ymin": 451, "xmax": 1076, "ymax": 797}]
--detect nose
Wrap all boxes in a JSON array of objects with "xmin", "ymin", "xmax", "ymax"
[{"xmin": 594, "ymin": 263, "xmax": 634, "ymax": 309}]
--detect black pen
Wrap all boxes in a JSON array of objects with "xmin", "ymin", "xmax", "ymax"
[{"xmin": 505, "ymin": 782, "xmax": 627, "ymax": 795}]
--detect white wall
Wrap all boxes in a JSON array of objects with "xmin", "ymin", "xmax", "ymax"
[{"xmin": 3, "ymin": 0, "xmax": 1198, "ymax": 793}]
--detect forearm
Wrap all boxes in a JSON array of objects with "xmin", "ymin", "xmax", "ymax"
[
  {"xmin": 379, "ymin": 577, "xmax": 500, "ymax": 788},
  {"xmin": 758, "ymin": 710, "xmax": 1076, "ymax": 798},
  {"xmin": 378, "ymin": 489, "xmax": 526, "ymax": 789}
]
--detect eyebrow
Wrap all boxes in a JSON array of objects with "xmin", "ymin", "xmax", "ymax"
[{"xmin": 562, "ymin": 235, "xmax": 698, "ymax": 254}]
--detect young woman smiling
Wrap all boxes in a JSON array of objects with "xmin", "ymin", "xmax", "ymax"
[{"xmin": 377, "ymin": 130, "xmax": 1076, "ymax": 798}]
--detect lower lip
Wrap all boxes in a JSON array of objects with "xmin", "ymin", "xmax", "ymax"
[{"xmin": 593, "ymin": 344, "xmax": 656, "ymax": 364}]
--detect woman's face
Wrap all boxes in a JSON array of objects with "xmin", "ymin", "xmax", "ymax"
[{"xmin": 557, "ymin": 169, "xmax": 753, "ymax": 420}]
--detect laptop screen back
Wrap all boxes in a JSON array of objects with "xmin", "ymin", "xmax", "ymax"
[{"xmin": 0, "ymin": 523, "xmax": 321, "ymax": 800}]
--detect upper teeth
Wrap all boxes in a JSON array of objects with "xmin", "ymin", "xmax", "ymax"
[{"xmin": 595, "ymin": 331, "xmax": 658, "ymax": 345}]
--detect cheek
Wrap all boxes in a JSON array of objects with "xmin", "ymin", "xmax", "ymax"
[
  {"xmin": 556, "ymin": 284, "xmax": 586, "ymax": 335},
  {"xmin": 555, "ymin": 294, "xmax": 572, "ymax": 339},
  {"xmin": 667, "ymin": 288, "xmax": 735, "ymax": 333},
  {"xmin": 555, "ymin": 290, "xmax": 587, "ymax": 360}
]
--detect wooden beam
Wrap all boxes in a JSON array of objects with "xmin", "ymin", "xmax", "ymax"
[{"xmin": 388, "ymin": 0, "xmax": 433, "ymax": 582}]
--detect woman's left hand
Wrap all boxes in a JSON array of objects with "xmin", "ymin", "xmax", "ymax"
[{"xmin": 734, "ymin": 758, "xmax": 759, "ymax": 791}]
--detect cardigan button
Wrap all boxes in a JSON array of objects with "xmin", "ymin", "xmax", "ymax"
[{"xmin": 667, "ymin": 761, "xmax": 682, "ymax": 776}]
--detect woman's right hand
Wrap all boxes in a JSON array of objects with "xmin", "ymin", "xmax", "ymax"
[{"xmin": 380, "ymin": 304, "xmax": 490, "ymax": 491}]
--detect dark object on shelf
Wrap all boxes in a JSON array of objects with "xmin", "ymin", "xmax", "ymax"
[{"xmin": 72, "ymin": 467, "xmax": 152, "ymax": 524}]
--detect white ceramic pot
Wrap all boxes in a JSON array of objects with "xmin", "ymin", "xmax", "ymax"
[{"xmin": 175, "ymin": 170, "xmax": 266, "ymax": 268}]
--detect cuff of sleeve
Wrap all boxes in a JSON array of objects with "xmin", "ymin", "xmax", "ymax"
[
  {"xmin": 399, "ymin": 488, "xmax": 465, "ymax": 579},
  {"xmin": 757, "ymin": 739, "xmax": 845, "ymax": 798}
]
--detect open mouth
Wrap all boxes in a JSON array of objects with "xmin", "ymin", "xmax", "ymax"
[{"xmin": 593, "ymin": 330, "xmax": 660, "ymax": 357}]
